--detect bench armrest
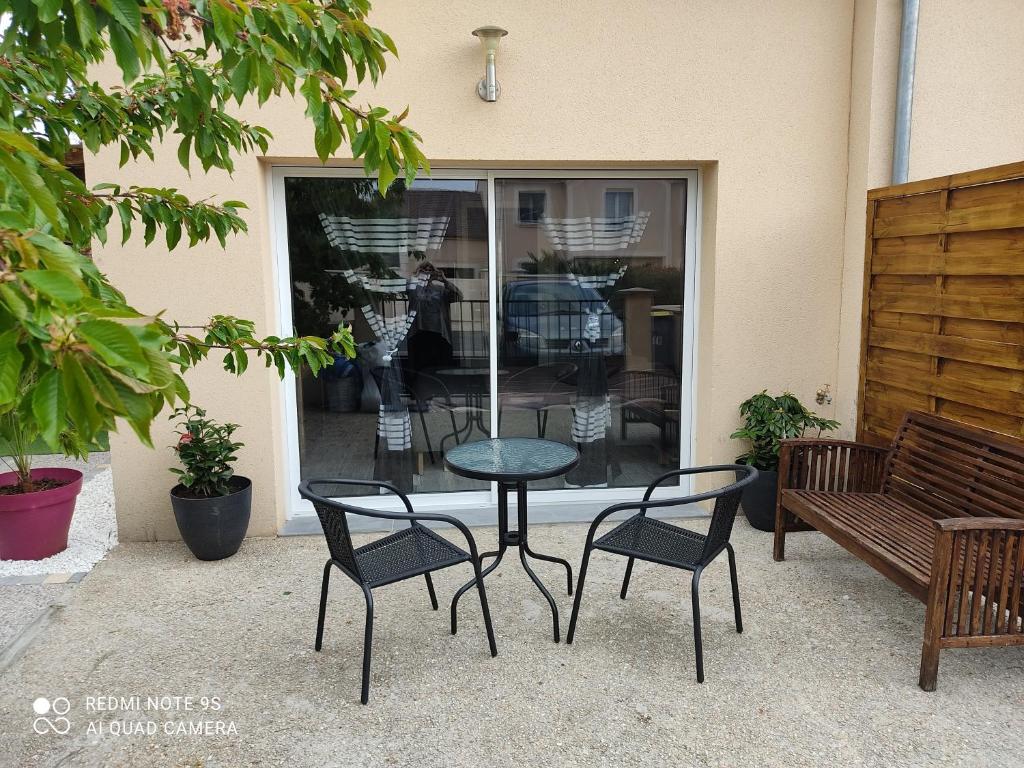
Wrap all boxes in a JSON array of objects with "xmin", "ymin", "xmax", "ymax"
[
  {"xmin": 933, "ymin": 517, "xmax": 1024, "ymax": 532},
  {"xmin": 923, "ymin": 517, "xmax": 1024, "ymax": 652},
  {"xmin": 779, "ymin": 439, "xmax": 891, "ymax": 494}
]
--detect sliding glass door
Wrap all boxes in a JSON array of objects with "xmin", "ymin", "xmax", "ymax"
[{"xmin": 273, "ymin": 169, "xmax": 697, "ymax": 515}]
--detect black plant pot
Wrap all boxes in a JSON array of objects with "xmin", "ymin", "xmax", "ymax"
[
  {"xmin": 736, "ymin": 466, "xmax": 778, "ymax": 532},
  {"xmin": 170, "ymin": 477, "xmax": 252, "ymax": 561}
]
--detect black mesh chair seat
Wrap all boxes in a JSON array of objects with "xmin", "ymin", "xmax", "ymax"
[
  {"xmin": 567, "ymin": 465, "xmax": 758, "ymax": 684},
  {"xmin": 356, "ymin": 525, "xmax": 470, "ymax": 587},
  {"xmin": 594, "ymin": 514, "xmax": 706, "ymax": 570}
]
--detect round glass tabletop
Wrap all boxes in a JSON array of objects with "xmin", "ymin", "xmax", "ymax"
[{"xmin": 444, "ymin": 438, "xmax": 579, "ymax": 482}]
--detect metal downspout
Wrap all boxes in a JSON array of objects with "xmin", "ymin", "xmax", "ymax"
[{"xmin": 892, "ymin": 0, "xmax": 920, "ymax": 184}]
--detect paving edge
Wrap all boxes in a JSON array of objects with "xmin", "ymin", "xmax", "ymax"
[{"xmin": 0, "ymin": 572, "xmax": 87, "ymax": 587}]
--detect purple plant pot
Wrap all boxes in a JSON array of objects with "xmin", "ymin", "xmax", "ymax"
[{"xmin": 0, "ymin": 468, "xmax": 84, "ymax": 561}]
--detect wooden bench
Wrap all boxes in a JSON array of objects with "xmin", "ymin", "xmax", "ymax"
[{"xmin": 773, "ymin": 411, "xmax": 1024, "ymax": 690}]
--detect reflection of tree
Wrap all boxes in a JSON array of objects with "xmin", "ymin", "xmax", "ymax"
[
  {"xmin": 615, "ymin": 263, "xmax": 683, "ymax": 306},
  {"xmin": 285, "ymin": 178, "xmax": 407, "ymax": 336},
  {"xmin": 519, "ymin": 250, "xmax": 624, "ymax": 276}
]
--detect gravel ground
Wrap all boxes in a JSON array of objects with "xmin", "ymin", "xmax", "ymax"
[
  {"xmin": 1, "ymin": 518, "xmax": 1021, "ymax": 768},
  {"xmin": 0, "ymin": 466, "xmax": 117, "ymax": 579}
]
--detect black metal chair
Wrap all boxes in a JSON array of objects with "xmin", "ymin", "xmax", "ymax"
[
  {"xmin": 566, "ymin": 464, "xmax": 758, "ymax": 683},
  {"xmin": 298, "ymin": 479, "xmax": 498, "ymax": 704}
]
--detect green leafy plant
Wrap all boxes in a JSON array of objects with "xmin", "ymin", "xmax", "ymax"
[
  {"xmin": 170, "ymin": 406, "xmax": 241, "ymax": 498},
  {"xmin": 730, "ymin": 391, "xmax": 840, "ymax": 472},
  {"xmin": 0, "ymin": 1, "xmax": 426, "ymax": 493}
]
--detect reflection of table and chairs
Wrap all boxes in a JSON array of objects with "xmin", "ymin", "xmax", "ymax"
[
  {"xmin": 434, "ymin": 366, "xmax": 508, "ymax": 444},
  {"xmin": 447, "ymin": 438, "xmax": 579, "ymax": 642},
  {"xmin": 496, "ymin": 362, "xmax": 577, "ymax": 438}
]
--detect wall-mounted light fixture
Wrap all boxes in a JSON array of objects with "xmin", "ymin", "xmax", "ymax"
[{"xmin": 472, "ymin": 26, "xmax": 508, "ymax": 102}]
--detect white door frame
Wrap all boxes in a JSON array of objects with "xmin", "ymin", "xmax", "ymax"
[{"xmin": 268, "ymin": 166, "xmax": 702, "ymax": 526}]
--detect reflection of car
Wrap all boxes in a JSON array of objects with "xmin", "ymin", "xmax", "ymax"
[{"xmin": 502, "ymin": 279, "xmax": 624, "ymax": 363}]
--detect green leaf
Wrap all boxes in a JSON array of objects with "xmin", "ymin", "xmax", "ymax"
[
  {"xmin": 72, "ymin": 0, "xmax": 98, "ymax": 46},
  {"xmin": 77, "ymin": 319, "xmax": 147, "ymax": 372},
  {"xmin": 0, "ymin": 284, "xmax": 30, "ymax": 320},
  {"xmin": 109, "ymin": 23, "xmax": 141, "ymax": 83},
  {"xmin": 61, "ymin": 354, "xmax": 102, "ymax": 436},
  {"xmin": 31, "ymin": 369, "xmax": 66, "ymax": 449},
  {"xmin": 0, "ymin": 152, "xmax": 61, "ymax": 230},
  {"xmin": 0, "ymin": 331, "xmax": 23, "ymax": 405},
  {"xmin": 230, "ymin": 57, "xmax": 252, "ymax": 104},
  {"xmin": 109, "ymin": 0, "xmax": 142, "ymax": 31},
  {"xmin": 36, "ymin": 0, "xmax": 63, "ymax": 23},
  {"xmin": 20, "ymin": 270, "xmax": 84, "ymax": 304}
]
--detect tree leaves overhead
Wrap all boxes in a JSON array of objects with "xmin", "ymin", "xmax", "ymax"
[{"xmin": 0, "ymin": 0, "xmax": 425, "ymax": 485}]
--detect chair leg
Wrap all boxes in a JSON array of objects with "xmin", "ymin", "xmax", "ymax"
[
  {"xmin": 418, "ymin": 408, "xmax": 435, "ymax": 465},
  {"xmin": 424, "ymin": 572, "xmax": 439, "ymax": 610},
  {"xmin": 315, "ymin": 560, "xmax": 332, "ymax": 651},
  {"xmin": 566, "ymin": 546, "xmax": 594, "ymax": 644},
  {"xmin": 620, "ymin": 557, "xmax": 635, "ymax": 600},
  {"xmin": 541, "ymin": 410, "xmax": 549, "ymax": 438},
  {"xmin": 472, "ymin": 560, "xmax": 498, "ymax": 657},
  {"xmin": 360, "ymin": 585, "xmax": 374, "ymax": 705},
  {"xmin": 691, "ymin": 566, "xmax": 704, "ymax": 683},
  {"xmin": 726, "ymin": 543, "xmax": 742, "ymax": 633}
]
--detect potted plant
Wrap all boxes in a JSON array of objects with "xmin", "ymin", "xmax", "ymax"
[
  {"xmin": 730, "ymin": 391, "xmax": 839, "ymax": 531},
  {"xmin": 169, "ymin": 406, "xmax": 250, "ymax": 561},
  {"xmin": 0, "ymin": 381, "xmax": 85, "ymax": 561}
]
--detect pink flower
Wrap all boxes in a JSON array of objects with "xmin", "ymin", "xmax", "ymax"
[{"xmin": 178, "ymin": 433, "xmax": 193, "ymax": 446}]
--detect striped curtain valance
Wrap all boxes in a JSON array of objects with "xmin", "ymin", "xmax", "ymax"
[
  {"xmin": 319, "ymin": 213, "xmax": 450, "ymax": 256},
  {"xmin": 566, "ymin": 265, "xmax": 628, "ymax": 289},
  {"xmin": 327, "ymin": 268, "xmax": 429, "ymax": 295},
  {"xmin": 541, "ymin": 213, "xmax": 650, "ymax": 253}
]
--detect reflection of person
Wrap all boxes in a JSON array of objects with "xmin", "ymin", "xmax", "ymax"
[{"xmin": 407, "ymin": 262, "xmax": 462, "ymax": 373}]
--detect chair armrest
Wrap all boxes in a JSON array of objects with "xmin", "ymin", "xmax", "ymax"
[
  {"xmin": 778, "ymin": 439, "xmax": 891, "ymax": 494},
  {"xmin": 299, "ymin": 479, "xmax": 483, "ymax": 561},
  {"xmin": 582, "ymin": 465, "xmax": 757, "ymax": 547}
]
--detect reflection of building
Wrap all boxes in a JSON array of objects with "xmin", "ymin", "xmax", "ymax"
[{"xmin": 498, "ymin": 180, "xmax": 686, "ymax": 274}]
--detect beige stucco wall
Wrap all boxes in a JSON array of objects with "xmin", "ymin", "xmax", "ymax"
[
  {"xmin": 832, "ymin": 0, "xmax": 1024, "ymax": 438},
  {"xmin": 95, "ymin": 1, "xmax": 862, "ymax": 540},
  {"xmin": 910, "ymin": 0, "xmax": 1024, "ymax": 180}
]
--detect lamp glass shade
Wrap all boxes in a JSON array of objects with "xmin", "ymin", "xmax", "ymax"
[{"xmin": 472, "ymin": 26, "xmax": 507, "ymax": 54}]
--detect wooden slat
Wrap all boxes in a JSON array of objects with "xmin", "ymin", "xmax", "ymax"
[
  {"xmin": 869, "ymin": 292, "xmax": 1024, "ymax": 323},
  {"xmin": 868, "ymin": 327, "xmax": 1022, "ymax": 369},
  {"xmin": 871, "ymin": 252, "xmax": 1024, "ymax": 275},
  {"xmin": 865, "ymin": 360, "xmax": 1023, "ymax": 414},
  {"xmin": 867, "ymin": 160, "xmax": 1024, "ymax": 200}
]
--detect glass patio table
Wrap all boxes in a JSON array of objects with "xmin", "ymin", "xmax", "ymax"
[{"xmin": 446, "ymin": 437, "xmax": 579, "ymax": 642}]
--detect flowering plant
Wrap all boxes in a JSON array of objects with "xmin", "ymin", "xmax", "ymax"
[{"xmin": 170, "ymin": 406, "xmax": 242, "ymax": 498}]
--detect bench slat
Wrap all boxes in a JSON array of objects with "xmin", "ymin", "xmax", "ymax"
[{"xmin": 782, "ymin": 490, "xmax": 932, "ymax": 598}]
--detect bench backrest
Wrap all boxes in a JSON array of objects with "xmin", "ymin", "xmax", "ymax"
[{"xmin": 883, "ymin": 412, "xmax": 1024, "ymax": 521}]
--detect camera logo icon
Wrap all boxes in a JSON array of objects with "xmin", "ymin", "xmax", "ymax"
[{"xmin": 32, "ymin": 697, "xmax": 71, "ymax": 735}]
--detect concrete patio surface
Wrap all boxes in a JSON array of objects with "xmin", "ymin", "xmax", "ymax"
[{"xmin": 1, "ymin": 517, "xmax": 1021, "ymax": 767}]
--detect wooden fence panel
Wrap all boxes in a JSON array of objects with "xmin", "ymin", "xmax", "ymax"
[{"xmin": 858, "ymin": 161, "xmax": 1024, "ymax": 445}]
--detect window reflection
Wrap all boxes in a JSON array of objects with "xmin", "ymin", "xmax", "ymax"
[
  {"xmin": 496, "ymin": 179, "xmax": 687, "ymax": 489},
  {"xmin": 287, "ymin": 177, "xmax": 489, "ymax": 495}
]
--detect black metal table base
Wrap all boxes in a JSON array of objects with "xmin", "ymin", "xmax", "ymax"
[{"xmin": 450, "ymin": 481, "xmax": 573, "ymax": 642}]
